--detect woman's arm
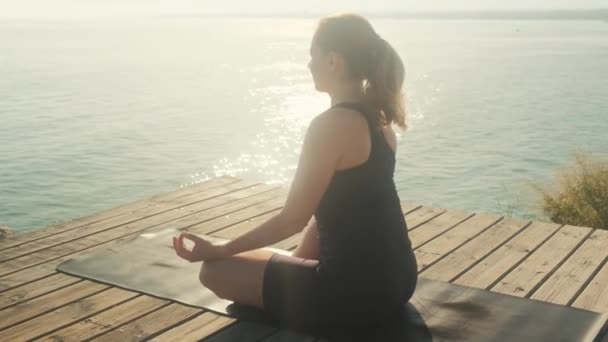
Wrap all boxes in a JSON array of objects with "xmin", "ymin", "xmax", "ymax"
[
  {"xmin": 223, "ymin": 212, "xmax": 305, "ymax": 256},
  {"xmin": 291, "ymin": 216, "xmax": 320, "ymax": 259},
  {"xmin": 224, "ymin": 113, "xmax": 346, "ymax": 256}
]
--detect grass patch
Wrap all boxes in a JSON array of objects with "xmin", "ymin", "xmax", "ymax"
[{"xmin": 528, "ymin": 150, "xmax": 608, "ymax": 230}]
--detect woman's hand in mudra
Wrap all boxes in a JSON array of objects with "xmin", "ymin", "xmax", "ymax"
[{"xmin": 172, "ymin": 232, "xmax": 231, "ymax": 262}]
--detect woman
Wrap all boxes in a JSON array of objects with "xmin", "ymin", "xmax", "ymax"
[{"xmin": 173, "ymin": 13, "xmax": 418, "ymax": 338}]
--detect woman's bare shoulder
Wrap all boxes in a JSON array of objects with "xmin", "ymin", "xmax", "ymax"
[
  {"xmin": 312, "ymin": 107, "xmax": 365, "ymax": 134},
  {"xmin": 319, "ymin": 106, "xmax": 370, "ymax": 130},
  {"xmin": 317, "ymin": 107, "xmax": 397, "ymax": 150}
]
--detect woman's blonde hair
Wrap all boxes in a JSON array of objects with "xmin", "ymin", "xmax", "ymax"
[{"xmin": 313, "ymin": 13, "xmax": 407, "ymax": 131}]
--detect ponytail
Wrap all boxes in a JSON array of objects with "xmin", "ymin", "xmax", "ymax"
[{"xmin": 363, "ymin": 38, "xmax": 407, "ymax": 131}]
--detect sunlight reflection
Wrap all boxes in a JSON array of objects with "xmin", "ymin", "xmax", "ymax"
[{"xmin": 199, "ymin": 77, "xmax": 326, "ymax": 186}]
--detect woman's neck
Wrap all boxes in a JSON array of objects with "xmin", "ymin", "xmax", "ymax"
[{"xmin": 329, "ymin": 82, "xmax": 364, "ymax": 107}]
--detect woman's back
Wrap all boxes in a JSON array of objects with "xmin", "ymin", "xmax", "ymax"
[{"xmin": 314, "ymin": 102, "xmax": 417, "ymax": 304}]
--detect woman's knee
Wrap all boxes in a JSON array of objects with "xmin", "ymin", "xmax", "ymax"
[
  {"xmin": 199, "ymin": 261, "xmax": 218, "ymax": 288},
  {"xmin": 199, "ymin": 261, "xmax": 232, "ymax": 299}
]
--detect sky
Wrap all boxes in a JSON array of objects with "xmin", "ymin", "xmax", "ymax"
[{"xmin": 0, "ymin": 0, "xmax": 606, "ymax": 18}]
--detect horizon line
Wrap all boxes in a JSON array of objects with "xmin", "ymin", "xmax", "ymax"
[
  {"xmin": 2, "ymin": 8, "xmax": 607, "ymax": 21},
  {"xmin": 185, "ymin": 8, "xmax": 608, "ymax": 19}
]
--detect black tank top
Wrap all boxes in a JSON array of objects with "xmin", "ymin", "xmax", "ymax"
[{"xmin": 314, "ymin": 102, "xmax": 416, "ymax": 299}]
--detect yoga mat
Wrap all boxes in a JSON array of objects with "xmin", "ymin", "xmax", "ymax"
[{"xmin": 57, "ymin": 228, "xmax": 608, "ymax": 341}]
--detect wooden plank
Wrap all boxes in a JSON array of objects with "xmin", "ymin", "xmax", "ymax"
[
  {"xmin": 401, "ymin": 202, "xmax": 422, "ymax": 215},
  {"xmin": 0, "ymin": 184, "xmax": 280, "ymax": 278},
  {"xmin": 531, "ymin": 229, "xmax": 608, "ymax": 305},
  {"xmin": 208, "ymin": 209, "xmax": 296, "ymax": 249},
  {"xmin": 0, "ymin": 273, "xmax": 80, "ymax": 310},
  {"xmin": 151, "ymin": 312, "xmax": 236, "ymax": 342},
  {"xmin": 490, "ymin": 225, "xmax": 592, "ymax": 298},
  {"xmin": 404, "ymin": 206, "xmax": 447, "ymax": 230},
  {"xmin": 0, "ymin": 180, "xmax": 265, "ymax": 263},
  {"xmin": 37, "ymin": 295, "xmax": 169, "ymax": 341},
  {"xmin": 0, "ymin": 186, "xmax": 283, "ymax": 292},
  {"xmin": 400, "ymin": 204, "xmax": 428, "ymax": 229},
  {"xmin": 0, "ymin": 280, "xmax": 107, "ymax": 331},
  {"xmin": 89, "ymin": 303, "xmax": 202, "ymax": 342},
  {"xmin": 409, "ymin": 210, "xmax": 475, "ymax": 248},
  {"xmin": 0, "ymin": 176, "xmax": 238, "ymax": 251},
  {"xmin": 193, "ymin": 196, "xmax": 287, "ymax": 237},
  {"xmin": 156, "ymin": 186, "xmax": 284, "ymax": 236},
  {"xmin": 209, "ymin": 210, "xmax": 281, "ymax": 240},
  {"xmin": 413, "ymin": 214, "xmax": 501, "ymax": 270},
  {"xmin": 0, "ymin": 254, "xmax": 67, "ymax": 292},
  {"xmin": 0, "ymin": 180, "xmax": 259, "ymax": 264},
  {"xmin": 453, "ymin": 221, "xmax": 562, "ymax": 289},
  {"xmin": 419, "ymin": 217, "xmax": 531, "ymax": 282},
  {"xmin": 0, "ymin": 287, "xmax": 137, "ymax": 341},
  {"xmin": 572, "ymin": 258, "xmax": 608, "ymax": 313}
]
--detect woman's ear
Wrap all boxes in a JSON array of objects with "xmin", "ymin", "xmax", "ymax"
[
  {"xmin": 327, "ymin": 51, "xmax": 346, "ymax": 76},
  {"xmin": 327, "ymin": 51, "xmax": 338, "ymax": 72}
]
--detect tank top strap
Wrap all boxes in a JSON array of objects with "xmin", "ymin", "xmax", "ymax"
[
  {"xmin": 330, "ymin": 102, "xmax": 395, "ymax": 160},
  {"xmin": 330, "ymin": 101, "xmax": 379, "ymax": 139}
]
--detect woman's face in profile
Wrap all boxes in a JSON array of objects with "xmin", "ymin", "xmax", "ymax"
[{"xmin": 307, "ymin": 43, "xmax": 332, "ymax": 93}]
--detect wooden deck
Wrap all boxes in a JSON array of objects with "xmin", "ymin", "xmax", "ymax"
[{"xmin": 1, "ymin": 175, "xmax": 607, "ymax": 341}]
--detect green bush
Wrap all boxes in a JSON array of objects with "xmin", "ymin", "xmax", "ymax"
[{"xmin": 530, "ymin": 151, "xmax": 608, "ymax": 230}]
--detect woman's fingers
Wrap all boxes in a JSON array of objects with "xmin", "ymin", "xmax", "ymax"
[
  {"xmin": 181, "ymin": 232, "xmax": 204, "ymax": 245},
  {"xmin": 173, "ymin": 232, "xmax": 211, "ymax": 262},
  {"xmin": 173, "ymin": 235, "xmax": 194, "ymax": 262}
]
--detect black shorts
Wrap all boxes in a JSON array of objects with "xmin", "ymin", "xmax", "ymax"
[
  {"xmin": 262, "ymin": 253, "xmax": 325, "ymax": 333},
  {"xmin": 262, "ymin": 252, "xmax": 417, "ymax": 339}
]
